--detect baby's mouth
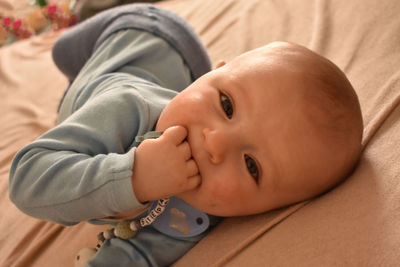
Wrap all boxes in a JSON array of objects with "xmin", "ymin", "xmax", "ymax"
[{"xmin": 187, "ymin": 137, "xmax": 203, "ymax": 182}]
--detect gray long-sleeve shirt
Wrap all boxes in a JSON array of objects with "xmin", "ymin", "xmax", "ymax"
[{"xmin": 9, "ymin": 4, "xmax": 213, "ymax": 266}]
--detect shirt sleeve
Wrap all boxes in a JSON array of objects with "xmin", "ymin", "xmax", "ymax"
[{"xmin": 9, "ymin": 81, "xmax": 155, "ymax": 225}]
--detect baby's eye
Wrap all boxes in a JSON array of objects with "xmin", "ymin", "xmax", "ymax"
[
  {"xmin": 244, "ymin": 154, "xmax": 259, "ymax": 182},
  {"xmin": 220, "ymin": 92, "xmax": 233, "ymax": 119}
]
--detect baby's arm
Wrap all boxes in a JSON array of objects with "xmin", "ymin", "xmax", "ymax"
[
  {"xmin": 9, "ymin": 87, "xmax": 154, "ymax": 225},
  {"xmin": 132, "ymin": 126, "xmax": 201, "ymax": 203}
]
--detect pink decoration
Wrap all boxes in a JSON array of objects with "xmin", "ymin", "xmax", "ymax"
[
  {"xmin": 0, "ymin": 1, "xmax": 76, "ymax": 46},
  {"xmin": 47, "ymin": 4, "xmax": 57, "ymax": 14},
  {"xmin": 12, "ymin": 19, "xmax": 22, "ymax": 30},
  {"xmin": 3, "ymin": 17, "xmax": 11, "ymax": 27}
]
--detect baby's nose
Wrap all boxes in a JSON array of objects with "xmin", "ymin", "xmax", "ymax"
[{"xmin": 202, "ymin": 128, "xmax": 230, "ymax": 164}]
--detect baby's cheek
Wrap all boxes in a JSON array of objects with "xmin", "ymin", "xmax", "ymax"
[{"xmin": 208, "ymin": 178, "xmax": 240, "ymax": 206}]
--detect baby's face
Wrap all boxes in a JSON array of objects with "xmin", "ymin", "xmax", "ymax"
[{"xmin": 156, "ymin": 43, "xmax": 332, "ymax": 216}]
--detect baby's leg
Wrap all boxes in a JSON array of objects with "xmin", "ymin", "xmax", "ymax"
[
  {"xmin": 52, "ymin": 3, "xmax": 210, "ymax": 82},
  {"xmin": 75, "ymin": 0, "xmax": 162, "ymax": 22}
]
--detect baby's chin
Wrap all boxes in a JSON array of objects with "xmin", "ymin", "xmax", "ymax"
[{"xmin": 175, "ymin": 181, "xmax": 201, "ymax": 200}]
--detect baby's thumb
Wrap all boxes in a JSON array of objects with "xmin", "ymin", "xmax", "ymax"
[{"xmin": 162, "ymin": 125, "xmax": 188, "ymax": 145}]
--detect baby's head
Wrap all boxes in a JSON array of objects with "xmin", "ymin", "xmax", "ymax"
[{"xmin": 156, "ymin": 41, "xmax": 363, "ymax": 216}]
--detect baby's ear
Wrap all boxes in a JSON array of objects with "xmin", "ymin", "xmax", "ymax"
[{"xmin": 214, "ymin": 60, "xmax": 226, "ymax": 69}]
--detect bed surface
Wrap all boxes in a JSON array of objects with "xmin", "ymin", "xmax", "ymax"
[{"xmin": 1, "ymin": 0, "xmax": 400, "ymax": 266}]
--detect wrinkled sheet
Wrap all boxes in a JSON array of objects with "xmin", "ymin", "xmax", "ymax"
[{"xmin": 1, "ymin": 0, "xmax": 399, "ymax": 266}]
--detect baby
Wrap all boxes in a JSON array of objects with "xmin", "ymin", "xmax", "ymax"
[{"xmin": 8, "ymin": 4, "xmax": 363, "ymax": 267}]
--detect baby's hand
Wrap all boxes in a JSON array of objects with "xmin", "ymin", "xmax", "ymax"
[{"xmin": 132, "ymin": 126, "xmax": 201, "ymax": 203}]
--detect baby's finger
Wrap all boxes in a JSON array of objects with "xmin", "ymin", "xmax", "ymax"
[
  {"xmin": 162, "ymin": 126, "xmax": 187, "ymax": 145},
  {"xmin": 186, "ymin": 159, "xmax": 199, "ymax": 177},
  {"xmin": 186, "ymin": 174, "xmax": 201, "ymax": 190},
  {"xmin": 178, "ymin": 141, "xmax": 192, "ymax": 161}
]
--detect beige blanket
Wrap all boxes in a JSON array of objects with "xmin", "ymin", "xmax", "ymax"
[{"xmin": 1, "ymin": 0, "xmax": 399, "ymax": 266}]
